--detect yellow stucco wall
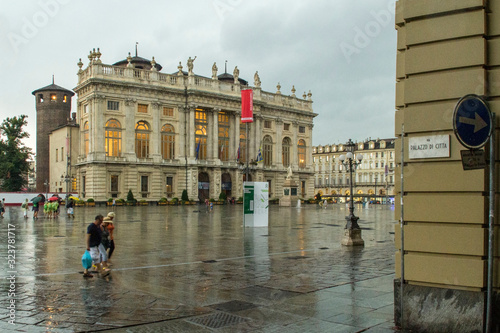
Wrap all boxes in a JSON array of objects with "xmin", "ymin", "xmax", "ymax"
[{"xmin": 395, "ymin": 0, "xmax": 499, "ymax": 291}]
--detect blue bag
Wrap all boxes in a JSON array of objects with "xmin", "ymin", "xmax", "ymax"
[{"xmin": 81, "ymin": 250, "xmax": 92, "ymax": 269}]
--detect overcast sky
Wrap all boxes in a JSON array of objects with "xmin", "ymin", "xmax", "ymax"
[{"xmin": 0, "ymin": 0, "xmax": 397, "ymax": 152}]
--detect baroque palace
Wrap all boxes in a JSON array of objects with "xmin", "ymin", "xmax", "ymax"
[
  {"xmin": 38, "ymin": 48, "xmax": 317, "ymax": 202},
  {"xmin": 312, "ymin": 138, "xmax": 396, "ymax": 202}
]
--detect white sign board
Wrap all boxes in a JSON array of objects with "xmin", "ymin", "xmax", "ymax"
[
  {"xmin": 243, "ymin": 182, "xmax": 269, "ymax": 227},
  {"xmin": 409, "ymin": 135, "xmax": 450, "ymax": 159}
]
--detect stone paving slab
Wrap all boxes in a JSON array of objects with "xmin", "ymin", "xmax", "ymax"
[{"xmin": 0, "ymin": 204, "xmax": 399, "ymax": 332}]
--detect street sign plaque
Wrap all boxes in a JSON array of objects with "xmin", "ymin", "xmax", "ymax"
[
  {"xmin": 453, "ymin": 94, "xmax": 493, "ymax": 149},
  {"xmin": 460, "ymin": 150, "xmax": 486, "ymax": 170}
]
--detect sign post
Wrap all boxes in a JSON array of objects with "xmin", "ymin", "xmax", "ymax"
[{"xmin": 453, "ymin": 94, "xmax": 495, "ymax": 331}]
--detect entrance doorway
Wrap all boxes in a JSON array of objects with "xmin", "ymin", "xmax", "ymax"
[
  {"xmin": 198, "ymin": 172, "xmax": 209, "ymax": 201},
  {"xmin": 221, "ymin": 173, "xmax": 232, "ymax": 199}
]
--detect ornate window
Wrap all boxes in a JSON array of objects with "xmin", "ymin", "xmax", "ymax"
[
  {"xmin": 239, "ymin": 124, "xmax": 247, "ymax": 163},
  {"xmin": 135, "ymin": 121, "xmax": 150, "ymax": 158},
  {"xmin": 161, "ymin": 124, "xmax": 175, "ymax": 159},
  {"xmin": 263, "ymin": 135, "xmax": 273, "ymax": 167},
  {"xmin": 107, "ymin": 101, "xmax": 119, "ymax": 111},
  {"xmin": 218, "ymin": 111, "xmax": 229, "ymax": 161},
  {"xmin": 110, "ymin": 175, "xmax": 119, "ymax": 192},
  {"xmin": 282, "ymin": 137, "xmax": 291, "ymax": 167},
  {"xmin": 163, "ymin": 107, "xmax": 174, "ymax": 117},
  {"xmin": 298, "ymin": 139, "xmax": 306, "ymax": 169},
  {"xmin": 195, "ymin": 109, "xmax": 207, "ymax": 160},
  {"xmin": 83, "ymin": 121, "xmax": 89, "ymax": 156},
  {"xmin": 138, "ymin": 104, "xmax": 148, "ymax": 113},
  {"xmin": 105, "ymin": 119, "xmax": 122, "ymax": 157}
]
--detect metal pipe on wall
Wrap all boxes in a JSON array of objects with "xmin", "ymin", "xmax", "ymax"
[
  {"xmin": 486, "ymin": 112, "xmax": 496, "ymax": 333},
  {"xmin": 400, "ymin": 123, "xmax": 405, "ymax": 330}
]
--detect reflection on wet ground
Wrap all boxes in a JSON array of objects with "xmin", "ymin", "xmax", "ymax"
[{"xmin": 0, "ymin": 203, "xmax": 398, "ymax": 332}]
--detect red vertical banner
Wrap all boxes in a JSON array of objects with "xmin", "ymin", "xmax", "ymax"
[{"xmin": 241, "ymin": 89, "xmax": 253, "ymax": 123}]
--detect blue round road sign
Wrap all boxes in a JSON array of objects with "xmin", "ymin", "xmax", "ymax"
[{"xmin": 453, "ymin": 94, "xmax": 492, "ymax": 149}]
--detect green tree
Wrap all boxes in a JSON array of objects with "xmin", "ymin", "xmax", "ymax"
[{"xmin": 0, "ymin": 115, "xmax": 32, "ymax": 191}]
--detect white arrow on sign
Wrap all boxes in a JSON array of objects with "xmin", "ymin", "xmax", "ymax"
[{"xmin": 459, "ymin": 113, "xmax": 487, "ymax": 133}]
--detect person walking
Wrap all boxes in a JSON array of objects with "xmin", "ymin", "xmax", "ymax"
[
  {"xmin": 106, "ymin": 212, "xmax": 116, "ymax": 260},
  {"xmin": 21, "ymin": 198, "xmax": 29, "ymax": 218},
  {"xmin": 84, "ymin": 214, "xmax": 110, "ymax": 278},
  {"xmin": 0, "ymin": 198, "xmax": 5, "ymax": 218},
  {"xmin": 66, "ymin": 198, "xmax": 75, "ymax": 218},
  {"xmin": 100, "ymin": 217, "xmax": 112, "ymax": 263}
]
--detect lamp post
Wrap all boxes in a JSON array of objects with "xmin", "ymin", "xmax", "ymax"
[
  {"xmin": 339, "ymin": 139, "xmax": 364, "ymax": 246},
  {"xmin": 61, "ymin": 174, "xmax": 71, "ymax": 198},
  {"xmin": 43, "ymin": 179, "xmax": 49, "ymax": 199}
]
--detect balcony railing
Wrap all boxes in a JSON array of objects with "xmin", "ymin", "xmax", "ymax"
[{"xmin": 77, "ymin": 63, "xmax": 313, "ymax": 112}]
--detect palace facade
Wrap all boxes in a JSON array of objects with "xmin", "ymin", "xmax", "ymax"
[
  {"xmin": 58, "ymin": 49, "xmax": 316, "ymax": 202},
  {"xmin": 312, "ymin": 138, "xmax": 396, "ymax": 201}
]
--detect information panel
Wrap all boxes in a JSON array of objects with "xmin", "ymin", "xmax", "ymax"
[{"xmin": 243, "ymin": 182, "xmax": 269, "ymax": 227}]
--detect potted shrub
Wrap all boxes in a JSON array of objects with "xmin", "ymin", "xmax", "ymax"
[
  {"xmin": 107, "ymin": 198, "xmax": 113, "ymax": 206},
  {"xmin": 181, "ymin": 190, "xmax": 189, "ymax": 205},
  {"xmin": 86, "ymin": 198, "xmax": 95, "ymax": 206},
  {"xmin": 171, "ymin": 197, "xmax": 179, "ymax": 205},
  {"xmin": 218, "ymin": 192, "xmax": 227, "ymax": 204},
  {"xmin": 158, "ymin": 197, "xmax": 168, "ymax": 205},
  {"xmin": 76, "ymin": 199, "xmax": 85, "ymax": 206},
  {"xmin": 237, "ymin": 196, "xmax": 243, "ymax": 204},
  {"xmin": 138, "ymin": 199, "xmax": 148, "ymax": 206},
  {"xmin": 116, "ymin": 198, "xmax": 125, "ymax": 206},
  {"xmin": 126, "ymin": 190, "xmax": 136, "ymax": 206}
]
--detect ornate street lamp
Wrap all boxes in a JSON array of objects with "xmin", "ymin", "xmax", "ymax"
[
  {"xmin": 338, "ymin": 139, "xmax": 364, "ymax": 246},
  {"xmin": 43, "ymin": 179, "xmax": 49, "ymax": 199},
  {"xmin": 61, "ymin": 174, "xmax": 71, "ymax": 198}
]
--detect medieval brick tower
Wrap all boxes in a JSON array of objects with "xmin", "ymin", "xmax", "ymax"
[{"xmin": 32, "ymin": 78, "xmax": 75, "ymax": 192}]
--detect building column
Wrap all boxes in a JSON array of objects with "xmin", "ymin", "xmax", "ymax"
[{"xmin": 124, "ymin": 98, "xmax": 136, "ymax": 161}]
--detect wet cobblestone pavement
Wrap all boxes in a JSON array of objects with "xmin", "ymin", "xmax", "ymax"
[{"xmin": 0, "ymin": 203, "xmax": 398, "ymax": 332}]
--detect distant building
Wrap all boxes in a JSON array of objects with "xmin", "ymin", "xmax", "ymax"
[
  {"xmin": 61, "ymin": 48, "xmax": 317, "ymax": 202},
  {"xmin": 32, "ymin": 79, "xmax": 75, "ymax": 192},
  {"xmin": 312, "ymin": 138, "xmax": 396, "ymax": 201}
]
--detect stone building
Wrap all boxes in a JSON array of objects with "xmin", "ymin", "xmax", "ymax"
[
  {"xmin": 394, "ymin": 1, "xmax": 500, "ymax": 331},
  {"xmin": 32, "ymin": 79, "xmax": 75, "ymax": 192},
  {"xmin": 70, "ymin": 49, "xmax": 316, "ymax": 202},
  {"xmin": 312, "ymin": 138, "xmax": 395, "ymax": 201}
]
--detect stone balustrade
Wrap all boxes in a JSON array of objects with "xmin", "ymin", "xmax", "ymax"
[{"xmin": 77, "ymin": 63, "xmax": 313, "ymax": 112}]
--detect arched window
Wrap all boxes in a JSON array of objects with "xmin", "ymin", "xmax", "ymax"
[
  {"xmin": 105, "ymin": 119, "xmax": 122, "ymax": 157},
  {"xmin": 161, "ymin": 124, "xmax": 175, "ymax": 159},
  {"xmin": 263, "ymin": 135, "xmax": 273, "ymax": 167},
  {"xmin": 282, "ymin": 137, "xmax": 291, "ymax": 167},
  {"xmin": 298, "ymin": 139, "xmax": 306, "ymax": 169},
  {"xmin": 195, "ymin": 109, "xmax": 207, "ymax": 160},
  {"xmin": 83, "ymin": 121, "xmax": 89, "ymax": 157},
  {"xmin": 135, "ymin": 121, "xmax": 150, "ymax": 158},
  {"xmin": 218, "ymin": 111, "xmax": 229, "ymax": 161},
  {"xmin": 239, "ymin": 124, "xmax": 246, "ymax": 163}
]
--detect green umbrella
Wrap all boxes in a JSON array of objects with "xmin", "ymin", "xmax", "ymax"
[{"xmin": 31, "ymin": 196, "xmax": 42, "ymax": 204}]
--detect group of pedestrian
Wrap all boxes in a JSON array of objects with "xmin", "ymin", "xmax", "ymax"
[
  {"xmin": 83, "ymin": 212, "xmax": 116, "ymax": 278},
  {"xmin": 204, "ymin": 199, "xmax": 214, "ymax": 212},
  {"xmin": 43, "ymin": 200, "xmax": 60, "ymax": 218}
]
